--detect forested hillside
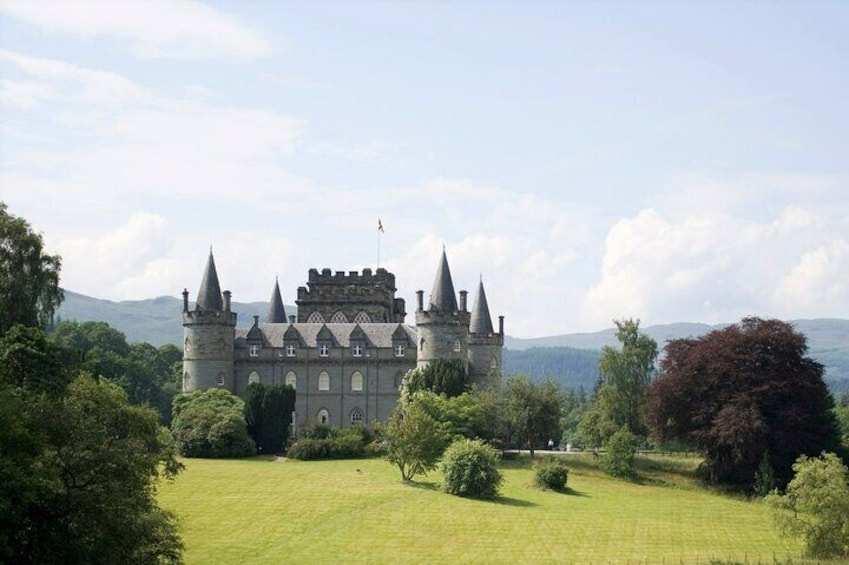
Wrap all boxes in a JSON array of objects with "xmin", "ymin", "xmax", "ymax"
[{"xmin": 502, "ymin": 347, "xmax": 600, "ymax": 392}]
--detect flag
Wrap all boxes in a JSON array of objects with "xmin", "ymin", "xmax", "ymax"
[{"xmin": 378, "ymin": 219, "xmax": 384, "ymax": 233}]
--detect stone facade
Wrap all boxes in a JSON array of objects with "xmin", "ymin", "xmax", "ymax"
[{"xmin": 182, "ymin": 249, "xmax": 504, "ymax": 429}]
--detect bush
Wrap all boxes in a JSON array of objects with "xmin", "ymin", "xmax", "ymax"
[
  {"xmin": 171, "ymin": 389, "xmax": 255, "ymax": 458},
  {"xmin": 286, "ymin": 425, "xmax": 374, "ymax": 460},
  {"xmin": 535, "ymin": 457, "xmax": 569, "ymax": 490},
  {"xmin": 601, "ymin": 427, "xmax": 638, "ymax": 478},
  {"xmin": 441, "ymin": 438, "xmax": 503, "ymax": 499}
]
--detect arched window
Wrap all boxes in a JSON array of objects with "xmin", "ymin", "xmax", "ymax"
[
  {"xmin": 453, "ymin": 339, "xmax": 462, "ymax": 352},
  {"xmin": 330, "ymin": 311, "xmax": 348, "ymax": 323},
  {"xmin": 285, "ymin": 371, "xmax": 297, "ymax": 389},
  {"xmin": 318, "ymin": 371, "xmax": 330, "ymax": 391},
  {"xmin": 183, "ymin": 372, "xmax": 189, "ymax": 392},
  {"xmin": 306, "ymin": 311, "xmax": 325, "ymax": 323},
  {"xmin": 351, "ymin": 371, "xmax": 363, "ymax": 392},
  {"xmin": 317, "ymin": 408, "xmax": 330, "ymax": 425},
  {"xmin": 353, "ymin": 311, "xmax": 371, "ymax": 324},
  {"xmin": 350, "ymin": 408, "xmax": 364, "ymax": 424},
  {"xmin": 248, "ymin": 371, "xmax": 260, "ymax": 385},
  {"xmin": 216, "ymin": 372, "xmax": 225, "ymax": 386}
]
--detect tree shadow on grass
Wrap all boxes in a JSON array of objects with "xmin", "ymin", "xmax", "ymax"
[
  {"xmin": 404, "ymin": 480, "xmax": 440, "ymax": 492},
  {"xmin": 493, "ymin": 496, "xmax": 537, "ymax": 507},
  {"xmin": 552, "ymin": 486, "xmax": 590, "ymax": 497}
]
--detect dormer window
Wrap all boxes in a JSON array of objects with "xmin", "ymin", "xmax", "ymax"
[
  {"xmin": 394, "ymin": 344, "xmax": 405, "ymax": 357},
  {"xmin": 319, "ymin": 344, "xmax": 329, "ymax": 357},
  {"xmin": 249, "ymin": 345, "xmax": 259, "ymax": 357},
  {"xmin": 352, "ymin": 344, "xmax": 363, "ymax": 357},
  {"xmin": 286, "ymin": 345, "xmax": 296, "ymax": 357}
]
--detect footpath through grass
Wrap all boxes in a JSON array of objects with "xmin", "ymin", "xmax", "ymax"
[{"xmin": 158, "ymin": 453, "xmax": 816, "ymax": 565}]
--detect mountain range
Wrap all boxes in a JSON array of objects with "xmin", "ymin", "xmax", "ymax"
[{"xmin": 56, "ymin": 290, "xmax": 849, "ymax": 394}]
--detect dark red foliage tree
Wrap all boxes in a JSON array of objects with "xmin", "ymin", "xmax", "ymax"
[{"xmin": 646, "ymin": 317, "xmax": 842, "ymax": 489}]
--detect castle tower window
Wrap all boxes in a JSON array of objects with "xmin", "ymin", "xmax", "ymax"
[
  {"xmin": 394, "ymin": 344, "xmax": 405, "ymax": 357},
  {"xmin": 330, "ymin": 311, "xmax": 348, "ymax": 323},
  {"xmin": 183, "ymin": 372, "xmax": 189, "ymax": 392},
  {"xmin": 285, "ymin": 371, "xmax": 297, "ymax": 389},
  {"xmin": 318, "ymin": 371, "xmax": 330, "ymax": 391},
  {"xmin": 216, "ymin": 372, "xmax": 225, "ymax": 386},
  {"xmin": 453, "ymin": 339, "xmax": 461, "ymax": 353},
  {"xmin": 351, "ymin": 408, "xmax": 364, "ymax": 424},
  {"xmin": 317, "ymin": 408, "xmax": 330, "ymax": 425},
  {"xmin": 286, "ymin": 345, "xmax": 296, "ymax": 357},
  {"xmin": 319, "ymin": 344, "xmax": 329, "ymax": 357},
  {"xmin": 307, "ymin": 311, "xmax": 325, "ymax": 323},
  {"xmin": 353, "ymin": 311, "xmax": 371, "ymax": 324},
  {"xmin": 352, "ymin": 344, "xmax": 363, "ymax": 357},
  {"xmin": 249, "ymin": 371, "xmax": 260, "ymax": 385},
  {"xmin": 249, "ymin": 345, "xmax": 259, "ymax": 357},
  {"xmin": 351, "ymin": 371, "xmax": 363, "ymax": 392}
]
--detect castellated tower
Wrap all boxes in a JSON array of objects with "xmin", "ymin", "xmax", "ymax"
[
  {"xmin": 415, "ymin": 249, "xmax": 471, "ymax": 372},
  {"xmin": 181, "ymin": 250, "xmax": 237, "ymax": 392},
  {"xmin": 468, "ymin": 278, "xmax": 504, "ymax": 387}
]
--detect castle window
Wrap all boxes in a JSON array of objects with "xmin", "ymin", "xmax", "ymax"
[
  {"xmin": 330, "ymin": 311, "xmax": 348, "ymax": 323},
  {"xmin": 490, "ymin": 357, "xmax": 498, "ymax": 369},
  {"xmin": 249, "ymin": 345, "xmax": 259, "ymax": 357},
  {"xmin": 453, "ymin": 339, "xmax": 461, "ymax": 353},
  {"xmin": 352, "ymin": 344, "xmax": 363, "ymax": 357},
  {"xmin": 286, "ymin": 345, "xmax": 296, "ymax": 357},
  {"xmin": 351, "ymin": 371, "xmax": 363, "ymax": 392},
  {"xmin": 183, "ymin": 372, "xmax": 189, "ymax": 392},
  {"xmin": 353, "ymin": 311, "xmax": 371, "ymax": 324},
  {"xmin": 350, "ymin": 408, "xmax": 364, "ymax": 424},
  {"xmin": 216, "ymin": 372, "xmax": 225, "ymax": 386},
  {"xmin": 318, "ymin": 371, "xmax": 330, "ymax": 391},
  {"xmin": 285, "ymin": 371, "xmax": 297, "ymax": 389},
  {"xmin": 319, "ymin": 344, "xmax": 329, "ymax": 357},
  {"xmin": 317, "ymin": 408, "xmax": 330, "ymax": 425},
  {"xmin": 249, "ymin": 371, "xmax": 260, "ymax": 385},
  {"xmin": 307, "ymin": 311, "xmax": 325, "ymax": 323},
  {"xmin": 394, "ymin": 344, "xmax": 405, "ymax": 357}
]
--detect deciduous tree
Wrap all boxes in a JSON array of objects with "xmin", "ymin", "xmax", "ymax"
[
  {"xmin": 505, "ymin": 376, "xmax": 562, "ymax": 457},
  {"xmin": 381, "ymin": 401, "xmax": 448, "ymax": 481},
  {"xmin": 646, "ymin": 317, "xmax": 842, "ymax": 489},
  {"xmin": 0, "ymin": 202, "xmax": 63, "ymax": 336}
]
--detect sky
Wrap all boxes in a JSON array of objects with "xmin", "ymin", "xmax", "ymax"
[{"xmin": 1, "ymin": 1, "xmax": 847, "ymax": 338}]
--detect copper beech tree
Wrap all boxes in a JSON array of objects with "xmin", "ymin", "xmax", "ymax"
[{"xmin": 646, "ymin": 317, "xmax": 842, "ymax": 490}]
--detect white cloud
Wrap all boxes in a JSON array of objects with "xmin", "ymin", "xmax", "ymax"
[
  {"xmin": 773, "ymin": 240, "xmax": 849, "ymax": 317},
  {"xmin": 0, "ymin": 0, "xmax": 270, "ymax": 59}
]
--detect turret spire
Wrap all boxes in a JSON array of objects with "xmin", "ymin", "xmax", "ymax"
[
  {"xmin": 428, "ymin": 248, "xmax": 458, "ymax": 312},
  {"xmin": 196, "ymin": 249, "xmax": 223, "ymax": 311},
  {"xmin": 470, "ymin": 278, "xmax": 494, "ymax": 334},
  {"xmin": 267, "ymin": 277, "xmax": 287, "ymax": 323}
]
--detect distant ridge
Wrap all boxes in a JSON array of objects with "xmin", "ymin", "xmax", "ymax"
[{"xmin": 56, "ymin": 290, "xmax": 849, "ymax": 394}]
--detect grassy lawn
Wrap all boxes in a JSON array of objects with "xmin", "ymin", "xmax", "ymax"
[{"xmin": 158, "ymin": 453, "xmax": 821, "ymax": 564}]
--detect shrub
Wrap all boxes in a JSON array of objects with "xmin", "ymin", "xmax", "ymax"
[
  {"xmin": 601, "ymin": 426, "xmax": 638, "ymax": 478},
  {"xmin": 286, "ymin": 425, "xmax": 373, "ymax": 460},
  {"xmin": 441, "ymin": 438, "xmax": 503, "ymax": 499},
  {"xmin": 171, "ymin": 389, "xmax": 255, "ymax": 458},
  {"xmin": 535, "ymin": 457, "xmax": 569, "ymax": 490}
]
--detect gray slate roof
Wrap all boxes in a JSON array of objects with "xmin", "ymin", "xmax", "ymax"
[
  {"xmin": 428, "ymin": 249, "xmax": 458, "ymax": 312},
  {"xmin": 267, "ymin": 279, "xmax": 287, "ymax": 323},
  {"xmin": 470, "ymin": 279, "xmax": 494, "ymax": 334},
  {"xmin": 196, "ymin": 250, "xmax": 223, "ymax": 311},
  {"xmin": 236, "ymin": 323, "xmax": 417, "ymax": 348}
]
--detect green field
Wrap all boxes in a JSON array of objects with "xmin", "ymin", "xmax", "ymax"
[{"xmin": 158, "ymin": 454, "xmax": 827, "ymax": 564}]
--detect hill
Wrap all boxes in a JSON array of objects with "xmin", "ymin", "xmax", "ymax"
[{"xmin": 57, "ymin": 290, "xmax": 849, "ymax": 394}]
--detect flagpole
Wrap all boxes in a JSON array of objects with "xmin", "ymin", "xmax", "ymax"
[{"xmin": 377, "ymin": 219, "xmax": 383, "ymax": 269}]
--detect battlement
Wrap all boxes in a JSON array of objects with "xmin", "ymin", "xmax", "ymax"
[
  {"xmin": 307, "ymin": 267, "xmax": 396, "ymax": 288},
  {"xmin": 182, "ymin": 310, "xmax": 237, "ymax": 326}
]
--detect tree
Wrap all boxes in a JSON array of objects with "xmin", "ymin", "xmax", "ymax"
[
  {"xmin": 244, "ymin": 382, "xmax": 296, "ymax": 454},
  {"xmin": 581, "ymin": 319, "xmax": 657, "ymax": 444},
  {"xmin": 504, "ymin": 376, "xmax": 562, "ymax": 457},
  {"xmin": 0, "ymin": 202, "xmax": 63, "ymax": 336},
  {"xmin": 407, "ymin": 389, "xmax": 502, "ymax": 443},
  {"xmin": 601, "ymin": 427, "xmax": 639, "ymax": 479},
  {"xmin": 646, "ymin": 317, "xmax": 842, "ymax": 489},
  {"xmin": 766, "ymin": 452, "xmax": 849, "ymax": 559},
  {"xmin": 381, "ymin": 401, "xmax": 448, "ymax": 481},
  {"xmin": 171, "ymin": 389, "xmax": 255, "ymax": 458},
  {"xmin": 401, "ymin": 358, "xmax": 469, "ymax": 399}
]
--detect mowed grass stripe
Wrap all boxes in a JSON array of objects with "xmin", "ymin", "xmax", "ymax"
[{"xmin": 158, "ymin": 455, "xmax": 805, "ymax": 564}]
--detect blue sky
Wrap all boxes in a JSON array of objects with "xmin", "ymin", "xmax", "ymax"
[{"xmin": 1, "ymin": 1, "xmax": 847, "ymax": 337}]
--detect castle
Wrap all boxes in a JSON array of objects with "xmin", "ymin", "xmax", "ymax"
[{"xmin": 181, "ymin": 249, "xmax": 504, "ymax": 429}]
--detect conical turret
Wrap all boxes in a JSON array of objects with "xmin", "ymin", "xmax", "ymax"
[
  {"xmin": 470, "ymin": 278, "xmax": 494, "ymax": 334},
  {"xmin": 267, "ymin": 278, "xmax": 287, "ymax": 323},
  {"xmin": 429, "ymin": 248, "xmax": 458, "ymax": 312},
  {"xmin": 196, "ymin": 249, "xmax": 223, "ymax": 312}
]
